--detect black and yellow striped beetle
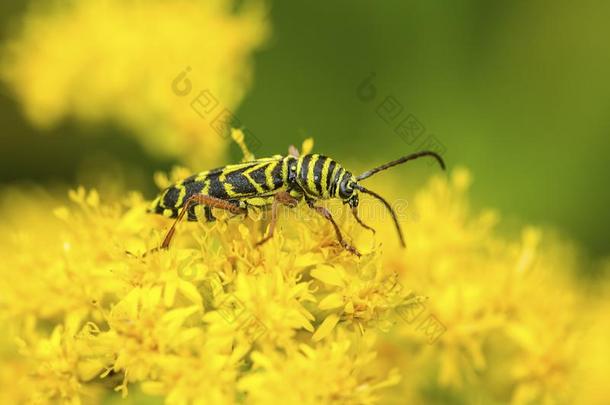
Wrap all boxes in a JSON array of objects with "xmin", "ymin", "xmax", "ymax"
[{"xmin": 150, "ymin": 143, "xmax": 445, "ymax": 256}]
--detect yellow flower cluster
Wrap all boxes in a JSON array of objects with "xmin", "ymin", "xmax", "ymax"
[
  {"xmin": 0, "ymin": 139, "xmax": 608, "ymax": 404},
  {"xmin": 374, "ymin": 171, "xmax": 595, "ymax": 404},
  {"xmin": 1, "ymin": 0, "xmax": 268, "ymax": 164}
]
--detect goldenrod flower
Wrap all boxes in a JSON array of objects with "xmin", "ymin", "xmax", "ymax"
[
  {"xmin": 1, "ymin": 0, "xmax": 268, "ymax": 164},
  {"xmin": 238, "ymin": 331, "xmax": 401, "ymax": 404},
  {"xmin": 374, "ymin": 169, "xmax": 588, "ymax": 404},
  {"xmin": 0, "ymin": 140, "xmax": 607, "ymax": 403}
]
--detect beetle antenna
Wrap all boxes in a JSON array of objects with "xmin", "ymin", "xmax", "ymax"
[
  {"xmin": 354, "ymin": 185, "xmax": 405, "ymax": 247},
  {"xmin": 356, "ymin": 151, "xmax": 445, "ymax": 181}
]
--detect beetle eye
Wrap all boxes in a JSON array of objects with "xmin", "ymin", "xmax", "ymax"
[{"xmin": 339, "ymin": 179, "xmax": 353, "ymax": 199}]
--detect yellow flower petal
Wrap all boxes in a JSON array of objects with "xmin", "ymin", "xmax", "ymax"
[
  {"xmin": 312, "ymin": 314, "xmax": 340, "ymax": 342},
  {"xmin": 177, "ymin": 279, "xmax": 202, "ymax": 305},
  {"xmin": 310, "ymin": 265, "xmax": 345, "ymax": 287},
  {"xmin": 318, "ymin": 293, "xmax": 344, "ymax": 310},
  {"xmin": 301, "ymin": 138, "xmax": 314, "ymax": 155}
]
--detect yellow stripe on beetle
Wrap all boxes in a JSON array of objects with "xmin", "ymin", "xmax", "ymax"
[
  {"xmin": 307, "ymin": 154, "xmax": 319, "ymax": 195},
  {"xmin": 320, "ymin": 157, "xmax": 332, "ymax": 197}
]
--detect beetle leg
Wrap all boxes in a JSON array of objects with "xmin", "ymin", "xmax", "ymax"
[
  {"xmin": 161, "ymin": 194, "xmax": 245, "ymax": 250},
  {"xmin": 351, "ymin": 207, "xmax": 376, "ymax": 234},
  {"xmin": 256, "ymin": 191, "xmax": 299, "ymax": 246},
  {"xmin": 307, "ymin": 200, "xmax": 361, "ymax": 257}
]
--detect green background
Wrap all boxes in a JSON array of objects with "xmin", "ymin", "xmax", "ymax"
[{"xmin": 1, "ymin": 0, "xmax": 609, "ymax": 258}]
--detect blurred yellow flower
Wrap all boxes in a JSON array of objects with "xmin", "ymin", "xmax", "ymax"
[
  {"xmin": 1, "ymin": 0, "xmax": 268, "ymax": 164},
  {"xmin": 0, "ymin": 139, "xmax": 608, "ymax": 403},
  {"xmin": 238, "ymin": 331, "xmax": 401, "ymax": 405},
  {"xmin": 373, "ymin": 168, "xmax": 592, "ymax": 404}
]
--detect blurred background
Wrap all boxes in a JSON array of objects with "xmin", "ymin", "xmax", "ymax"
[{"xmin": 1, "ymin": 0, "xmax": 608, "ymax": 261}]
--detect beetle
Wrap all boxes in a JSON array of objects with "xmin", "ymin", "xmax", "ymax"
[{"xmin": 149, "ymin": 145, "xmax": 445, "ymax": 256}]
